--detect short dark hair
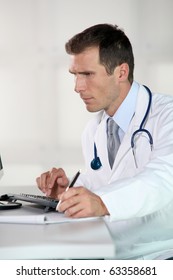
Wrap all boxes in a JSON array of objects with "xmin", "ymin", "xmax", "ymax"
[{"xmin": 65, "ymin": 23, "xmax": 134, "ymax": 83}]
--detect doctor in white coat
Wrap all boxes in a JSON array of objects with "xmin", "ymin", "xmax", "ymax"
[{"xmin": 36, "ymin": 24, "xmax": 173, "ymax": 259}]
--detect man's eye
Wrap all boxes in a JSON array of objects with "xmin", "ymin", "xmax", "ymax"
[{"xmin": 84, "ymin": 72, "xmax": 92, "ymax": 76}]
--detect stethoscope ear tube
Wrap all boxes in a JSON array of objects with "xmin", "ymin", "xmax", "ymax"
[{"xmin": 131, "ymin": 129, "xmax": 153, "ymax": 150}]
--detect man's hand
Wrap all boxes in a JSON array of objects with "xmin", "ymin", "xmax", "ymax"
[
  {"xmin": 57, "ymin": 186, "xmax": 109, "ymax": 218},
  {"xmin": 36, "ymin": 168, "xmax": 69, "ymax": 198}
]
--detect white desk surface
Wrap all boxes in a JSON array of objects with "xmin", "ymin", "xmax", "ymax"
[{"xmin": 0, "ymin": 186, "xmax": 115, "ymax": 260}]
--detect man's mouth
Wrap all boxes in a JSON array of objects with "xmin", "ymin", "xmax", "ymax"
[{"xmin": 81, "ymin": 97, "xmax": 94, "ymax": 104}]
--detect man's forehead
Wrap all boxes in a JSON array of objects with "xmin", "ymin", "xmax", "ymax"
[
  {"xmin": 70, "ymin": 46, "xmax": 99, "ymax": 60},
  {"xmin": 69, "ymin": 47, "xmax": 100, "ymax": 70}
]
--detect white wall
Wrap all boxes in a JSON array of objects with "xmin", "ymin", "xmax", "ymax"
[{"xmin": 0, "ymin": 0, "xmax": 173, "ymax": 186}]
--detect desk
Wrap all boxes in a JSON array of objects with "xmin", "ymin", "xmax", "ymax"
[{"xmin": 0, "ymin": 186, "xmax": 115, "ymax": 260}]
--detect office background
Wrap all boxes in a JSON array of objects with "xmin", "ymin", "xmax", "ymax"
[{"xmin": 0, "ymin": 0, "xmax": 173, "ymax": 187}]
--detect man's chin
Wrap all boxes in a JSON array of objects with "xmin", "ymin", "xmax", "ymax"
[{"xmin": 85, "ymin": 105, "xmax": 101, "ymax": 113}]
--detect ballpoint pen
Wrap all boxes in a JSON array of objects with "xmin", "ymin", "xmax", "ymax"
[
  {"xmin": 56, "ymin": 170, "xmax": 81, "ymax": 210},
  {"xmin": 65, "ymin": 170, "xmax": 81, "ymax": 191}
]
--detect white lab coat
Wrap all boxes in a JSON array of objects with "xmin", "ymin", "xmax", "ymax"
[{"xmin": 77, "ymin": 84, "xmax": 173, "ymax": 259}]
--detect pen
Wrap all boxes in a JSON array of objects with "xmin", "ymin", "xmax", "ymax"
[
  {"xmin": 66, "ymin": 170, "xmax": 81, "ymax": 191},
  {"xmin": 56, "ymin": 170, "xmax": 81, "ymax": 210}
]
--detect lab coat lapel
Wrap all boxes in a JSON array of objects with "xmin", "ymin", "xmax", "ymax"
[
  {"xmin": 110, "ymin": 85, "xmax": 149, "ymax": 180},
  {"xmin": 132, "ymin": 84, "xmax": 150, "ymax": 129}
]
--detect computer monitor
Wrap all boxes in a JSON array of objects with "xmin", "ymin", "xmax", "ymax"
[{"xmin": 0, "ymin": 155, "xmax": 3, "ymax": 180}]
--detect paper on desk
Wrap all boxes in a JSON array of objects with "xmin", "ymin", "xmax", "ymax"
[
  {"xmin": 45, "ymin": 212, "xmax": 100, "ymax": 224},
  {"xmin": 0, "ymin": 211, "xmax": 100, "ymax": 224}
]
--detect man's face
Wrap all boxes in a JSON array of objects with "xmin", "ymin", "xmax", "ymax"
[{"xmin": 69, "ymin": 47, "xmax": 122, "ymax": 116}]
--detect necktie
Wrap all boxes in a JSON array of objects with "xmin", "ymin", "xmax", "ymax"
[{"xmin": 107, "ymin": 118, "xmax": 120, "ymax": 168}]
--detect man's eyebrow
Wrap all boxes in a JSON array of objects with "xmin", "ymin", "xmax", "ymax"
[{"xmin": 69, "ymin": 70, "xmax": 95, "ymax": 75}]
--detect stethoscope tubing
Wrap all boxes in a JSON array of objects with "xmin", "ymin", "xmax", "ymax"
[
  {"xmin": 91, "ymin": 85, "xmax": 153, "ymax": 170},
  {"xmin": 131, "ymin": 85, "xmax": 153, "ymax": 149}
]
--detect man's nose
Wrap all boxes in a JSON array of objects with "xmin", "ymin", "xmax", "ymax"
[{"xmin": 74, "ymin": 76, "xmax": 86, "ymax": 93}]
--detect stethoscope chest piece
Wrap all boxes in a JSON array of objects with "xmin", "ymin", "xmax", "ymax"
[
  {"xmin": 90, "ymin": 156, "xmax": 102, "ymax": 170},
  {"xmin": 90, "ymin": 143, "xmax": 102, "ymax": 170}
]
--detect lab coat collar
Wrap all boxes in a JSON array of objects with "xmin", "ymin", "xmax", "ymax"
[{"xmin": 111, "ymin": 84, "xmax": 151, "ymax": 176}]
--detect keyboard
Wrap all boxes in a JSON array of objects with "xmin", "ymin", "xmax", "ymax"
[{"xmin": 8, "ymin": 193, "xmax": 59, "ymax": 211}]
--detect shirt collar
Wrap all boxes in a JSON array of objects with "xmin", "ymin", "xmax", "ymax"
[{"xmin": 103, "ymin": 81, "xmax": 139, "ymax": 133}]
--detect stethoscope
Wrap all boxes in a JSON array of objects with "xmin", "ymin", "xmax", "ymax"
[{"xmin": 90, "ymin": 85, "xmax": 153, "ymax": 170}]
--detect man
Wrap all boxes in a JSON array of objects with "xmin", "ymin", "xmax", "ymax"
[{"xmin": 36, "ymin": 24, "xmax": 173, "ymax": 259}]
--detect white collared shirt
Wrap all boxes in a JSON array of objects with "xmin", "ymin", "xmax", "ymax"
[{"xmin": 105, "ymin": 81, "xmax": 139, "ymax": 142}]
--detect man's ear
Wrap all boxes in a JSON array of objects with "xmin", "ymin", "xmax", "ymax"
[{"xmin": 118, "ymin": 63, "xmax": 129, "ymax": 81}]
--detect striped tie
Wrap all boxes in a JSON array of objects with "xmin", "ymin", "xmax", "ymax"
[{"xmin": 107, "ymin": 118, "xmax": 120, "ymax": 168}]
